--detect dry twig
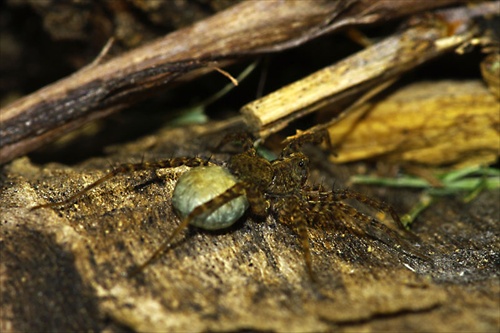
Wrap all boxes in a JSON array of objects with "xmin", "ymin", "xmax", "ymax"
[{"xmin": 0, "ymin": 0, "xmax": 467, "ymax": 164}]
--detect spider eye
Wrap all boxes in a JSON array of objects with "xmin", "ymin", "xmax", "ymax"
[{"xmin": 298, "ymin": 160, "xmax": 305, "ymax": 168}]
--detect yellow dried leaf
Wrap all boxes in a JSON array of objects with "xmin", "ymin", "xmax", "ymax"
[{"xmin": 328, "ymin": 80, "xmax": 499, "ymax": 167}]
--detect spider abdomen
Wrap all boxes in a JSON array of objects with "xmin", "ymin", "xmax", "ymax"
[{"xmin": 172, "ymin": 166, "xmax": 249, "ymax": 230}]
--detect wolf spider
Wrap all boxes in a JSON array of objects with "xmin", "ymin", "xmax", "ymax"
[{"xmin": 32, "ymin": 131, "xmax": 428, "ymax": 280}]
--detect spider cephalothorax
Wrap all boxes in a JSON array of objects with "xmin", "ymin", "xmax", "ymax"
[{"xmin": 32, "ymin": 130, "xmax": 428, "ymax": 280}]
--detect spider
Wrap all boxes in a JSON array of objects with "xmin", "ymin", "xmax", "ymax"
[{"xmin": 32, "ymin": 130, "xmax": 429, "ymax": 281}]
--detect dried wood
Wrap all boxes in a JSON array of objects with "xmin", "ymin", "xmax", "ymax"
[
  {"xmin": 241, "ymin": 2, "xmax": 498, "ymax": 138},
  {"xmin": 0, "ymin": 0, "xmax": 467, "ymax": 164}
]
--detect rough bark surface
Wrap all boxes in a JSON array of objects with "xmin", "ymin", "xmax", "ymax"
[{"xmin": 1, "ymin": 121, "xmax": 498, "ymax": 332}]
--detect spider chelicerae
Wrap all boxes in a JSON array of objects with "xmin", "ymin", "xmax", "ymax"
[{"xmin": 32, "ymin": 130, "xmax": 429, "ymax": 280}]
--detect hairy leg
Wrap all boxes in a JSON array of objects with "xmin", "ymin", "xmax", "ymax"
[
  {"xmin": 274, "ymin": 196, "xmax": 316, "ymax": 282},
  {"xmin": 214, "ymin": 132, "xmax": 256, "ymax": 155},
  {"xmin": 128, "ymin": 181, "xmax": 251, "ymax": 276},
  {"xmin": 306, "ymin": 192, "xmax": 430, "ymax": 261},
  {"xmin": 31, "ymin": 157, "xmax": 212, "ymax": 210},
  {"xmin": 307, "ymin": 188, "xmax": 404, "ymax": 229}
]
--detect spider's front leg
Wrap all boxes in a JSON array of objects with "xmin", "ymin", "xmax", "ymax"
[
  {"xmin": 31, "ymin": 157, "xmax": 212, "ymax": 210},
  {"xmin": 281, "ymin": 129, "xmax": 330, "ymax": 158},
  {"xmin": 214, "ymin": 132, "xmax": 257, "ymax": 155}
]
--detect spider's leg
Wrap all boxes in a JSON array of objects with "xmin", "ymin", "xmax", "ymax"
[
  {"xmin": 296, "ymin": 216, "xmax": 315, "ymax": 282},
  {"xmin": 245, "ymin": 186, "xmax": 268, "ymax": 216},
  {"xmin": 325, "ymin": 189, "xmax": 405, "ymax": 230},
  {"xmin": 274, "ymin": 196, "xmax": 316, "ymax": 282},
  {"xmin": 215, "ymin": 132, "xmax": 256, "ymax": 154},
  {"xmin": 126, "ymin": 208, "xmax": 192, "ymax": 277},
  {"xmin": 128, "ymin": 182, "xmax": 249, "ymax": 277},
  {"xmin": 334, "ymin": 201, "xmax": 431, "ymax": 261},
  {"xmin": 306, "ymin": 189, "xmax": 429, "ymax": 259},
  {"xmin": 31, "ymin": 157, "xmax": 211, "ymax": 210},
  {"xmin": 281, "ymin": 129, "xmax": 329, "ymax": 157},
  {"xmin": 306, "ymin": 195, "xmax": 363, "ymax": 235},
  {"xmin": 329, "ymin": 189, "xmax": 430, "ymax": 247}
]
